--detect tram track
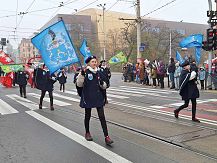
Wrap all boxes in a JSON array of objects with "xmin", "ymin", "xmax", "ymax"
[{"xmin": 54, "ymin": 105, "xmax": 217, "ymax": 161}]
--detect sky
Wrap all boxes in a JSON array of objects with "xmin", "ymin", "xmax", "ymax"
[{"xmin": 0, "ymin": 0, "xmax": 212, "ymax": 49}]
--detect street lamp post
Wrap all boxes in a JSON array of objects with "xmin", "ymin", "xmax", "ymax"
[{"xmin": 97, "ymin": 3, "xmax": 106, "ymax": 60}]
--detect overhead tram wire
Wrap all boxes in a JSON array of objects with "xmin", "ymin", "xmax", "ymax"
[
  {"xmin": 141, "ymin": 0, "xmax": 177, "ymax": 18},
  {"xmin": 72, "ymin": 0, "xmax": 99, "ymax": 15},
  {"xmin": 13, "ymin": 0, "xmax": 36, "ymax": 43},
  {"xmin": 0, "ymin": 0, "xmax": 97, "ymax": 19},
  {"xmin": 16, "ymin": 0, "xmax": 36, "ymax": 29}
]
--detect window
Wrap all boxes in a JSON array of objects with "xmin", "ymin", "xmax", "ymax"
[
  {"xmin": 176, "ymin": 29, "xmax": 185, "ymax": 35},
  {"xmin": 152, "ymin": 27, "xmax": 160, "ymax": 33},
  {"xmin": 65, "ymin": 24, "xmax": 71, "ymax": 31}
]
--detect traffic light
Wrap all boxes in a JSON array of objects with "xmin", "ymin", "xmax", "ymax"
[
  {"xmin": 207, "ymin": 28, "xmax": 214, "ymax": 50},
  {"xmin": 202, "ymin": 41, "xmax": 208, "ymax": 51},
  {"xmin": 0, "ymin": 38, "xmax": 6, "ymax": 46},
  {"xmin": 213, "ymin": 29, "xmax": 217, "ymax": 50}
]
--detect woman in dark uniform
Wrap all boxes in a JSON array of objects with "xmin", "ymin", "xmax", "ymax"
[
  {"xmin": 99, "ymin": 60, "xmax": 111, "ymax": 104},
  {"xmin": 76, "ymin": 56, "xmax": 113, "ymax": 145},
  {"xmin": 16, "ymin": 67, "xmax": 29, "ymax": 98},
  {"xmin": 35, "ymin": 64, "xmax": 57, "ymax": 110},
  {"xmin": 174, "ymin": 60, "xmax": 200, "ymax": 122},
  {"xmin": 57, "ymin": 68, "xmax": 67, "ymax": 92}
]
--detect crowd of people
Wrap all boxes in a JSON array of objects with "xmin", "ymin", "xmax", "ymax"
[{"xmin": 122, "ymin": 58, "xmax": 217, "ymax": 90}]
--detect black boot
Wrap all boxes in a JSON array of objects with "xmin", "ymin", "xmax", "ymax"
[
  {"xmin": 50, "ymin": 106, "xmax": 54, "ymax": 111},
  {"xmin": 174, "ymin": 110, "xmax": 179, "ymax": 119}
]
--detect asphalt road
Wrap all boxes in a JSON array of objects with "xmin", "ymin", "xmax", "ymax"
[{"xmin": 0, "ymin": 72, "xmax": 217, "ymax": 163}]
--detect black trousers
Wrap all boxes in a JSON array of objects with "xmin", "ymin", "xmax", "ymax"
[
  {"xmin": 19, "ymin": 85, "xmax": 26, "ymax": 97},
  {"xmin": 40, "ymin": 90, "xmax": 53, "ymax": 106},
  {"xmin": 84, "ymin": 107, "xmax": 108, "ymax": 137},
  {"xmin": 159, "ymin": 76, "xmax": 164, "ymax": 88},
  {"xmin": 60, "ymin": 84, "xmax": 65, "ymax": 91},
  {"xmin": 152, "ymin": 78, "xmax": 156, "ymax": 86},
  {"xmin": 176, "ymin": 99, "xmax": 197, "ymax": 119},
  {"xmin": 200, "ymin": 80, "xmax": 204, "ymax": 89}
]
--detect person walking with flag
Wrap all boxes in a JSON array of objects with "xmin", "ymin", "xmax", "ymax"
[
  {"xmin": 35, "ymin": 64, "xmax": 57, "ymax": 111},
  {"xmin": 76, "ymin": 55, "xmax": 114, "ymax": 145},
  {"xmin": 174, "ymin": 60, "xmax": 200, "ymax": 122}
]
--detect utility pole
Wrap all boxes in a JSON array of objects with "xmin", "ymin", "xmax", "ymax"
[
  {"xmin": 136, "ymin": 0, "xmax": 141, "ymax": 61},
  {"xmin": 207, "ymin": 0, "xmax": 213, "ymax": 89},
  {"xmin": 119, "ymin": 0, "xmax": 142, "ymax": 62},
  {"xmin": 97, "ymin": 4, "xmax": 106, "ymax": 60},
  {"xmin": 169, "ymin": 30, "xmax": 172, "ymax": 62}
]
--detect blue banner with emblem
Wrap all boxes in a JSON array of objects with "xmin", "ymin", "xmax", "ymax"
[
  {"xmin": 179, "ymin": 34, "xmax": 203, "ymax": 48},
  {"xmin": 31, "ymin": 20, "xmax": 79, "ymax": 74},
  {"xmin": 79, "ymin": 38, "xmax": 92, "ymax": 65},
  {"xmin": 176, "ymin": 51, "xmax": 184, "ymax": 64},
  {"xmin": 179, "ymin": 34, "xmax": 203, "ymax": 65}
]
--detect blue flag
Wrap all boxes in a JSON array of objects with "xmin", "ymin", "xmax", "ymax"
[
  {"xmin": 31, "ymin": 20, "xmax": 79, "ymax": 74},
  {"xmin": 179, "ymin": 34, "xmax": 203, "ymax": 48},
  {"xmin": 195, "ymin": 47, "xmax": 201, "ymax": 65},
  {"xmin": 176, "ymin": 51, "xmax": 184, "ymax": 64},
  {"xmin": 79, "ymin": 39, "xmax": 92, "ymax": 64}
]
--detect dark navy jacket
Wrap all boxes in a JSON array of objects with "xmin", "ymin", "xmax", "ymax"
[
  {"xmin": 57, "ymin": 71, "xmax": 67, "ymax": 84},
  {"xmin": 98, "ymin": 67, "xmax": 110, "ymax": 88},
  {"xmin": 80, "ymin": 69, "xmax": 105, "ymax": 108},
  {"xmin": 16, "ymin": 71, "xmax": 29, "ymax": 86},
  {"xmin": 179, "ymin": 69, "xmax": 199, "ymax": 100},
  {"xmin": 34, "ymin": 68, "xmax": 56, "ymax": 92}
]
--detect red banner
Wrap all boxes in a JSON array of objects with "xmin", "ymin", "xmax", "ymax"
[{"xmin": 0, "ymin": 50, "xmax": 14, "ymax": 64}]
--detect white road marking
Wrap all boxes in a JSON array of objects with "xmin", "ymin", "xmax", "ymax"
[
  {"xmin": 107, "ymin": 90, "xmax": 144, "ymax": 97},
  {"xmin": 119, "ymin": 86, "xmax": 177, "ymax": 93},
  {"xmin": 108, "ymin": 88, "xmax": 166, "ymax": 97},
  {"xmin": 62, "ymin": 90, "xmax": 127, "ymax": 99},
  {"xmin": 29, "ymin": 93, "xmax": 71, "ymax": 106},
  {"xmin": 0, "ymin": 99, "xmax": 19, "ymax": 115},
  {"xmin": 150, "ymin": 106, "xmax": 167, "ymax": 109},
  {"xmin": 53, "ymin": 92, "xmax": 112, "ymax": 102},
  {"xmin": 7, "ymin": 94, "xmax": 40, "ymax": 110},
  {"xmin": 107, "ymin": 93, "xmax": 128, "ymax": 99},
  {"xmin": 26, "ymin": 111, "xmax": 132, "ymax": 163},
  {"xmin": 60, "ymin": 90, "xmax": 78, "ymax": 95},
  {"xmin": 53, "ymin": 93, "xmax": 80, "ymax": 102}
]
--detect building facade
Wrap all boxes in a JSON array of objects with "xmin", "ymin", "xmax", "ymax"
[
  {"xmin": 18, "ymin": 38, "xmax": 39, "ymax": 63},
  {"xmin": 76, "ymin": 8, "xmax": 208, "ymax": 60},
  {"xmin": 24, "ymin": 9, "xmax": 208, "ymax": 63}
]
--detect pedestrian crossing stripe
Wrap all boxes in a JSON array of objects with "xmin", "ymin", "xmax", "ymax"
[
  {"xmin": 108, "ymin": 88, "xmax": 167, "ymax": 97},
  {"xmin": 29, "ymin": 93, "xmax": 71, "ymax": 106},
  {"xmin": 119, "ymin": 85, "xmax": 177, "ymax": 93},
  {"xmin": 0, "ymin": 99, "xmax": 19, "ymax": 115},
  {"xmin": 62, "ymin": 90, "xmax": 129, "ymax": 99},
  {"xmin": 7, "ymin": 94, "xmax": 40, "ymax": 111}
]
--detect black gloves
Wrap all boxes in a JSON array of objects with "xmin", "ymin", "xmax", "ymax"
[
  {"xmin": 81, "ymin": 70, "xmax": 85, "ymax": 76},
  {"xmin": 99, "ymin": 80, "xmax": 104, "ymax": 85}
]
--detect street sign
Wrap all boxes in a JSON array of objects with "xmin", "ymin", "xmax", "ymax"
[
  {"xmin": 1, "ymin": 38, "xmax": 6, "ymax": 46},
  {"xmin": 139, "ymin": 46, "xmax": 144, "ymax": 52},
  {"xmin": 207, "ymin": 10, "xmax": 217, "ymax": 18}
]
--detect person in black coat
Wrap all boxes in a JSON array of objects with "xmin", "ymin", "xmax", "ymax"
[
  {"xmin": 168, "ymin": 58, "xmax": 176, "ymax": 89},
  {"xmin": 174, "ymin": 60, "xmax": 200, "ymax": 122},
  {"xmin": 99, "ymin": 60, "xmax": 111, "ymax": 104},
  {"xmin": 16, "ymin": 67, "xmax": 29, "ymax": 98},
  {"xmin": 57, "ymin": 68, "xmax": 67, "ymax": 92},
  {"xmin": 35, "ymin": 64, "xmax": 57, "ymax": 110},
  {"xmin": 76, "ymin": 55, "xmax": 113, "ymax": 145}
]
